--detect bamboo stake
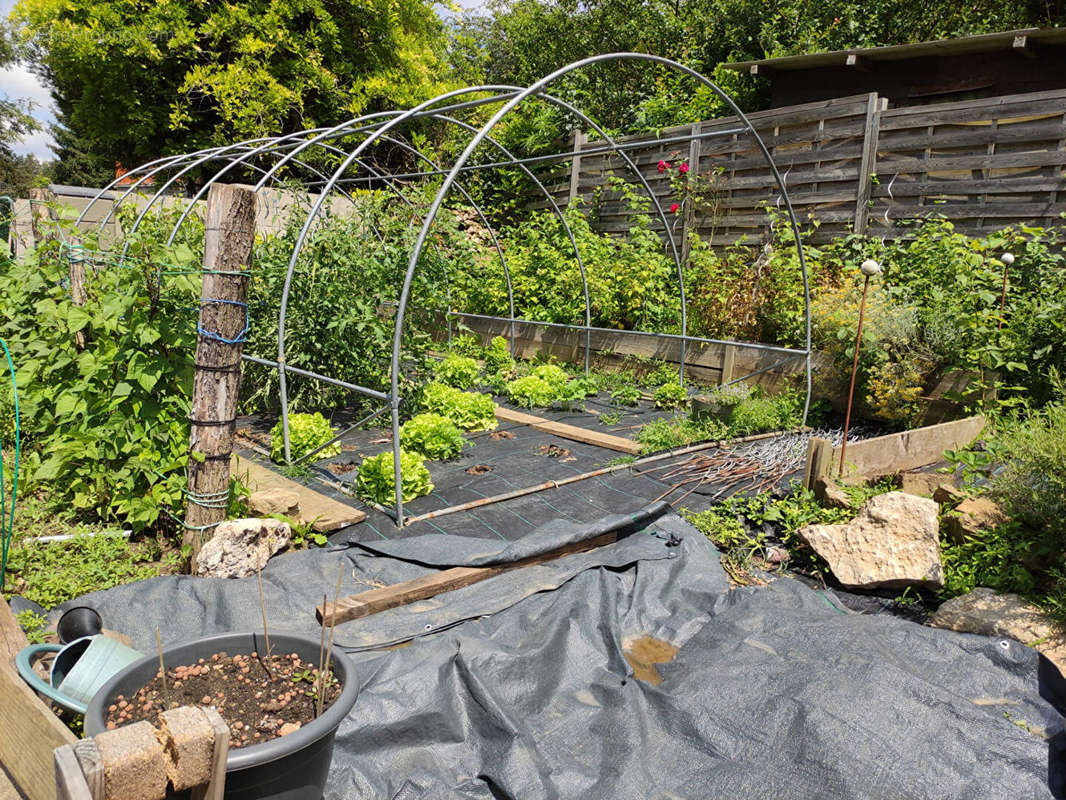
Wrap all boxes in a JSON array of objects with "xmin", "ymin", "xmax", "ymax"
[
  {"xmin": 155, "ymin": 628, "xmax": 170, "ymax": 707},
  {"xmin": 257, "ymin": 568, "xmax": 274, "ymax": 679},
  {"xmin": 317, "ymin": 563, "xmax": 345, "ymax": 717}
]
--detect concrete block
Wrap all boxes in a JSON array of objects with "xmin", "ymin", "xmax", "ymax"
[{"xmin": 95, "ymin": 721, "xmax": 167, "ymax": 800}]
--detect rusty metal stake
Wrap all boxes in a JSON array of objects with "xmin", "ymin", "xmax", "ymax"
[{"xmin": 840, "ymin": 260, "xmax": 881, "ymax": 478}]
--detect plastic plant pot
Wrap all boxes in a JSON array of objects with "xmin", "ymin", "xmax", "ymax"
[{"xmin": 85, "ymin": 632, "xmax": 359, "ymax": 800}]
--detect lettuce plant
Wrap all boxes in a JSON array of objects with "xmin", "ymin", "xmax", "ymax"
[
  {"xmin": 356, "ymin": 449, "xmax": 434, "ymax": 505},
  {"xmin": 400, "ymin": 413, "xmax": 467, "ymax": 460},
  {"xmin": 435, "ymin": 353, "xmax": 481, "ymax": 389},
  {"xmin": 420, "ymin": 382, "xmax": 498, "ymax": 430},
  {"xmin": 270, "ymin": 412, "xmax": 341, "ymax": 463}
]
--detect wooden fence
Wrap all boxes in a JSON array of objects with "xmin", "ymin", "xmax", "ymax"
[{"xmin": 528, "ymin": 88, "xmax": 1066, "ymax": 245}]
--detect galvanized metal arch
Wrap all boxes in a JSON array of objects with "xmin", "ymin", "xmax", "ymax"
[{"xmin": 387, "ymin": 53, "xmax": 812, "ymax": 523}]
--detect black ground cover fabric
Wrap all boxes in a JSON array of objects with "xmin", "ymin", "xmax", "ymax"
[{"xmin": 58, "ymin": 510, "xmax": 1065, "ymax": 799}]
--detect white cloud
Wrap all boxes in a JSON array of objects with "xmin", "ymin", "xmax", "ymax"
[{"xmin": 1, "ymin": 62, "xmax": 57, "ymax": 159}]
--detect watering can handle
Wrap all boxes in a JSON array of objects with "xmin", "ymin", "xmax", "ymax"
[{"xmin": 14, "ymin": 644, "xmax": 85, "ymax": 712}]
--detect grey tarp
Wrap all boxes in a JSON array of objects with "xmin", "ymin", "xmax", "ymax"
[{"xmin": 57, "ymin": 510, "xmax": 1065, "ymax": 799}]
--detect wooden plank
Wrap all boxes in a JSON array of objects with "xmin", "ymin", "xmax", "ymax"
[
  {"xmin": 494, "ymin": 406, "xmax": 641, "ymax": 454},
  {"xmin": 0, "ymin": 597, "xmax": 77, "ymax": 800},
  {"xmin": 854, "ymin": 94, "xmax": 883, "ymax": 234},
  {"xmin": 318, "ymin": 530, "xmax": 620, "ymax": 626},
  {"xmin": 833, "ymin": 415, "xmax": 986, "ymax": 480},
  {"xmin": 231, "ymin": 455, "xmax": 366, "ymax": 531},
  {"xmin": 53, "ymin": 746, "xmax": 92, "ymax": 800}
]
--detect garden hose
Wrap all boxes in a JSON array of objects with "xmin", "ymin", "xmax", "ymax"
[{"xmin": 0, "ymin": 336, "xmax": 20, "ymax": 594}]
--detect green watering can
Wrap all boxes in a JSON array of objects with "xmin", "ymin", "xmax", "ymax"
[{"xmin": 16, "ymin": 635, "xmax": 144, "ymax": 714}]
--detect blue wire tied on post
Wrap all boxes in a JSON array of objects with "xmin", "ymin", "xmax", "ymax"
[
  {"xmin": 197, "ymin": 298, "xmax": 249, "ymax": 344},
  {"xmin": 0, "ymin": 336, "xmax": 20, "ymax": 594}
]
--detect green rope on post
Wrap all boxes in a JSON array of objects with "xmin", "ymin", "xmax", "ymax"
[{"xmin": 0, "ymin": 336, "xmax": 20, "ymax": 594}]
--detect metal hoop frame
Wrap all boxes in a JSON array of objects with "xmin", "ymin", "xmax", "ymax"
[{"xmin": 93, "ymin": 53, "xmax": 811, "ymax": 528}]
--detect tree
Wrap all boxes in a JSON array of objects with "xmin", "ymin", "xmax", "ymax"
[
  {"xmin": 12, "ymin": 0, "xmax": 455, "ymax": 180},
  {"xmin": 449, "ymin": 0, "xmax": 1066, "ymax": 131}
]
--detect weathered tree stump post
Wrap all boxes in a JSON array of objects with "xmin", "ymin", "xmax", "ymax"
[
  {"xmin": 185, "ymin": 185, "xmax": 256, "ymax": 564},
  {"xmin": 29, "ymin": 186, "xmax": 56, "ymax": 246}
]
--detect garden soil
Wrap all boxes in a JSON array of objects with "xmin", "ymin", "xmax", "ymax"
[{"xmin": 59, "ymin": 505, "xmax": 1065, "ymax": 799}]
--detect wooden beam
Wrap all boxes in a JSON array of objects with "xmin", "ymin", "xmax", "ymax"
[
  {"xmin": 853, "ymin": 93, "xmax": 884, "ymax": 235},
  {"xmin": 318, "ymin": 530, "xmax": 620, "ymax": 626},
  {"xmin": 232, "ymin": 455, "xmax": 366, "ymax": 532},
  {"xmin": 494, "ymin": 405, "xmax": 641, "ymax": 454},
  {"xmin": 185, "ymin": 184, "xmax": 257, "ymax": 561},
  {"xmin": 0, "ymin": 597, "xmax": 77, "ymax": 800},
  {"xmin": 834, "ymin": 415, "xmax": 986, "ymax": 480}
]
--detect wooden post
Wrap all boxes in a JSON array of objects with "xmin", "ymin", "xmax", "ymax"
[
  {"xmin": 185, "ymin": 185, "xmax": 256, "ymax": 562},
  {"xmin": 803, "ymin": 436, "xmax": 834, "ymax": 489},
  {"xmin": 680, "ymin": 122, "xmax": 702, "ymax": 263},
  {"xmin": 568, "ymin": 129, "xmax": 585, "ymax": 207},
  {"xmin": 29, "ymin": 186, "xmax": 56, "ymax": 246},
  {"xmin": 718, "ymin": 343, "xmax": 736, "ymax": 386},
  {"xmin": 852, "ymin": 93, "xmax": 884, "ymax": 235}
]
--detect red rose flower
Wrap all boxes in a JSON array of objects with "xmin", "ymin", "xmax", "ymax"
[
  {"xmin": 670, "ymin": 203, "xmax": 680, "ymax": 213},
  {"xmin": 679, "ymin": 162, "xmax": 689, "ymax": 174},
  {"xmin": 657, "ymin": 160, "xmax": 668, "ymax": 173}
]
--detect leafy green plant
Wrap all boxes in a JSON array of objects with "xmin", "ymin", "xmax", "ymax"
[
  {"xmin": 420, "ymin": 382, "xmax": 498, "ymax": 430},
  {"xmin": 599, "ymin": 411, "xmax": 622, "ymax": 426},
  {"xmin": 435, "ymin": 353, "xmax": 481, "ymax": 389},
  {"xmin": 653, "ymin": 381, "xmax": 688, "ymax": 410},
  {"xmin": 6, "ymin": 533, "xmax": 180, "ymax": 608},
  {"xmin": 399, "ymin": 413, "xmax": 467, "ymax": 460},
  {"xmin": 448, "ymin": 334, "xmax": 483, "ymax": 359},
  {"xmin": 269, "ymin": 412, "xmax": 340, "ymax": 463},
  {"xmin": 727, "ymin": 390, "xmax": 802, "ymax": 436},
  {"xmin": 506, "ymin": 375, "xmax": 557, "ymax": 408},
  {"xmin": 355, "ymin": 449, "xmax": 434, "ymax": 505},
  {"xmin": 0, "ymin": 228, "xmax": 197, "ymax": 531},
  {"xmin": 483, "ymin": 336, "xmax": 514, "ymax": 374},
  {"xmin": 16, "ymin": 609, "xmax": 49, "ymax": 644},
  {"xmin": 609, "ymin": 384, "xmax": 640, "ymax": 407},
  {"xmin": 636, "ymin": 415, "xmax": 726, "ymax": 453}
]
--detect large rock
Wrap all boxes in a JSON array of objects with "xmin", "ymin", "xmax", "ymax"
[
  {"xmin": 195, "ymin": 518, "xmax": 291, "ymax": 579},
  {"xmin": 247, "ymin": 488, "xmax": 300, "ymax": 518},
  {"xmin": 813, "ymin": 477, "xmax": 851, "ymax": 509},
  {"xmin": 944, "ymin": 497, "xmax": 1008, "ymax": 544},
  {"xmin": 796, "ymin": 491, "xmax": 943, "ymax": 589},
  {"xmin": 899, "ymin": 471, "xmax": 951, "ymax": 498},
  {"xmin": 930, "ymin": 587, "xmax": 1066, "ymax": 673}
]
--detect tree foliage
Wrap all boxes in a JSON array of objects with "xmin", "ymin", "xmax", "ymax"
[
  {"xmin": 12, "ymin": 0, "xmax": 455, "ymax": 177},
  {"xmin": 449, "ymin": 0, "xmax": 1066, "ymax": 131}
]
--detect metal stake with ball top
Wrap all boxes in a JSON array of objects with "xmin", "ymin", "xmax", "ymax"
[{"xmin": 839, "ymin": 259, "xmax": 881, "ymax": 478}]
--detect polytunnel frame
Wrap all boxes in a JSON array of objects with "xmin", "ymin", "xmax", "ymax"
[{"xmin": 77, "ymin": 53, "xmax": 811, "ymax": 530}]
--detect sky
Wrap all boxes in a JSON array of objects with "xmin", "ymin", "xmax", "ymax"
[
  {"xmin": 2, "ymin": 0, "xmax": 56, "ymax": 159},
  {"xmin": 0, "ymin": 0, "xmax": 489, "ymax": 162}
]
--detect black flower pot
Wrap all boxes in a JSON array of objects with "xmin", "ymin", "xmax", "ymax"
[{"xmin": 85, "ymin": 631, "xmax": 358, "ymax": 800}]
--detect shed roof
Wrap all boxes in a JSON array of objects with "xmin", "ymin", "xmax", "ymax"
[{"xmin": 722, "ymin": 28, "xmax": 1066, "ymax": 75}]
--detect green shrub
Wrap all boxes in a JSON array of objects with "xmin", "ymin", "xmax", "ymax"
[
  {"xmin": 506, "ymin": 375, "xmax": 557, "ymax": 408},
  {"xmin": 355, "ymin": 449, "xmax": 434, "ymax": 505},
  {"xmin": 987, "ymin": 399, "xmax": 1066, "ymax": 527},
  {"xmin": 435, "ymin": 353, "xmax": 481, "ymax": 389},
  {"xmin": 653, "ymin": 382, "xmax": 688, "ymax": 410},
  {"xmin": 420, "ymin": 382, "xmax": 497, "ymax": 430},
  {"xmin": 270, "ymin": 412, "xmax": 340, "ymax": 463},
  {"xmin": 399, "ymin": 413, "xmax": 467, "ymax": 460}
]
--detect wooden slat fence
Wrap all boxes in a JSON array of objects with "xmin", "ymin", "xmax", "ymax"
[{"xmin": 526, "ymin": 88, "xmax": 1066, "ymax": 245}]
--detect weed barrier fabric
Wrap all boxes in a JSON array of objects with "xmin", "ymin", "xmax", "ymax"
[{"xmin": 57, "ymin": 508, "xmax": 1064, "ymax": 799}]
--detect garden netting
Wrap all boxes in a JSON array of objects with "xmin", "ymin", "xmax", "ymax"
[{"xmin": 56, "ymin": 503, "xmax": 1065, "ymax": 799}]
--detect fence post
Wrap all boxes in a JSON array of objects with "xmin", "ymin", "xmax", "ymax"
[
  {"xmin": 29, "ymin": 187, "xmax": 56, "ymax": 247},
  {"xmin": 568, "ymin": 129, "xmax": 584, "ymax": 207},
  {"xmin": 184, "ymin": 184, "xmax": 256, "ymax": 563},
  {"xmin": 853, "ymin": 93, "xmax": 883, "ymax": 235},
  {"xmin": 681, "ymin": 123, "xmax": 702, "ymax": 263}
]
